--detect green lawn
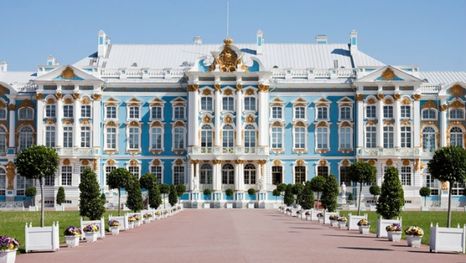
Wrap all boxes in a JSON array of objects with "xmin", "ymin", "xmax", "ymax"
[
  {"xmin": 0, "ymin": 211, "xmax": 116, "ymax": 252},
  {"xmin": 340, "ymin": 210, "xmax": 466, "ymax": 244}
]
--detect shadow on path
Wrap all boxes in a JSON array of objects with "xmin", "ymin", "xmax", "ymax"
[{"xmin": 339, "ymin": 246, "xmax": 393, "ymax": 251}]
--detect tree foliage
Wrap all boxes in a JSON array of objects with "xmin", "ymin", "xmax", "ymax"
[
  {"xmin": 428, "ymin": 146, "xmax": 466, "ymax": 227},
  {"xmin": 369, "ymin": 185, "xmax": 381, "ymax": 197},
  {"xmin": 79, "ymin": 168, "xmax": 105, "ymax": 220},
  {"xmin": 310, "ymin": 176, "xmax": 326, "ymax": 203},
  {"xmin": 126, "ymin": 175, "xmax": 144, "ymax": 212},
  {"xmin": 299, "ymin": 182, "xmax": 315, "ymax": 210},
  {"xmin": 56, "ymin": 186, "xmax": 65, "ymax": 205},
  {"xmin": 159, "ymin": 184, "xmax": 170, "ymax": 194},
  {"xmin": 150, "ymin": 184, "xmax": 162, "ymax": 209},
  {"xmin": 283, "ymin": 184, "xmax": 294, "ymax": 206},
  {"xmin": 107, "ymin": 168, "xmax": 131, "ymax": 215},
  {"xmin": 168, "ymin": 185, "xmax": 178, "ymax": 206},
  {"xmin": 277, "ymin": 183, "xmax": 287, "ymax": 192},
  {"xmin": 225, "ymin": 188, "xmax": 234, "ymax": 196},
  {"xmin": 349, "ymin": 161, "xmax": 376, "ymax": 215},
  {"xmin": 15, "ymin": 145, "xmax": 59, "ymax": 227},
  {"xmin": 376, "ymin": 167, "xmax": 404, "ymax": 219},
  {"xmin": 176, "ymin": 184, "xmax": 186, "ymax": 197},
  {"xmin": 321, "ymin": 175, "xmax": 339, "ymax": 212}
]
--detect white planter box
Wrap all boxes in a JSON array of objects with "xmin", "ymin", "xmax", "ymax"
[
  {"xmin": 376, "ymin": 217, "xmax": 402, "ymax": 238},
  {"xmin": 247, "ymin": 203, "xmax": 255, "ymax": 209},
  {"xmin": 110, "ymin": 227, "xmax": 120, "ymax": 236},
  {"xmin": 203, "ymin": 203, "xmax": 211, "ymax": 209},
  {"xmin": 388, "ymin": 231, "xmax": 402, "ymax": 242},
  {"xmin": 406, "ymin": 235, "xmax": 422, "ymax": 248},
  {"xmin": 339, "ymin": 222, "xmax": 347, "ymax": 229},
  {"xmin": 226, "ymin": 203, "xmax": 233, "ymax": 209},
  {"xmin": 65, "ymin": 236, "xmax": 80, "ymax": 248},
  {"xmin": 128, "ymin": 222, "xmax": 135, "ymax": 229},
  {"xmin": 25, "ymin": 222, "xmax": 60, "ymax": 252},
  {"xmin": 359, "ymin": 226, "xmax": 370, "ymax": 235},
  {"xmin": 0, "ymin": 249, "xmax": 16, "ymax": 263},
  {"xmin": 308, "ymin": 209, "xmax": 323, "ymax": 221},
  {"xmin": 430, "ymin": 224, "xmax": 466, "ymax": 253},
  {"xmin": 348, "ymin": 214, "xmax": 368, "ymax": 230},
  {"xmin": 84, "ymin": 232, "xmax": 98, "ymax": 243},
  {"xmin": 80, "ymin": 217, "xmax": 105, "ymax": 239},
  {"xmin": 318, "ymin": 217, "xmax": 324, "ymax": 224},
  {"xmin": 109, "ymin": 214, "xmax": 129, "ymax": 231},
  {"xmin": 323, "ymin": 211, "xmax": 339, "ymax": 225},
  {"xmin": 330, "ymin": 220, "xmax": 339, "ymax": 227}
]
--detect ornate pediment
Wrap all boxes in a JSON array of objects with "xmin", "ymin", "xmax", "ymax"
[{"xmin": 208, "ymin": 38, "xmax": 245, "ymax": 72}]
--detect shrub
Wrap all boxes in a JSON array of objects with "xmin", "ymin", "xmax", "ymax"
[
  {"xmin": 79, "ymin": 168, "xmax": 105, "ymax": 220},
  {"xmin": 310, "ymin": 176, "xmax": 326, "ymax": 202},
  {"xmin": 150, "ymin": 184, "xmax": 162, "ymax": 209},
  {"xmin": 203, "ymin": 188, "xmax": 212, "ymax": 196},
  {"xmin": 369, "ymin": 185, "xmax": 381, "ymax": 197},
  {"xmin": 126, "ymin": 175, "xmax": 144, "ymax": 212},
  {"xmin": 56, "ymin": 186, "xmax": 65, "ymax": 205},
  {"xmin": 376, "ymin": 167, "xmax": 404, "ymax": 219},
  {"xmin": 277, "ymin": 183, "xmax": 287, "ymax": 192},
  {"xmin": 349, "ymin": 161, "xmax": 376, "ymax": 215},
  {"xmin": 248, "ymin": 188, "xmax": 256, "ymax": 195},
  {"xmin": 321, "ymin": 175, "xmax": 338, "ymax": 212},
  {"xmin": 169, "ymin": 185, "xmax": 178, "ymax": 206},
  {"xmin": 284, "ymin": 184, "xmax": 294, "ymax": 206},
  {"xmin": 419, "ymin": 187, "xmax": 431, "ymax": 207},
  {"xmin": 107, "ymin": 168, "xmax": 131, "ymax": 216},
  {"xmin": 225, "ymin": 188, "xmax": 234, "ymax": 196},
  {"xmin": 159, "ymin": 184, "xmax": 170, "ymax": 195},
  {"xmin": 272, "ymin": 189, "xmax": 280, "ymax": 197},
  {"xmin": 25, "ymin": 187, "xmax": 37, "ymax": 206},
  {"xmin": 299, "ymin": 182, "xmax": 315, "ymax": 210},
  {"xmin": 175, "ymin": 184, "xmax": 186, "ymax": 197}
]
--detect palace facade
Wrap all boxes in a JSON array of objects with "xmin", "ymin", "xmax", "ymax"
[{"xmin": 0, "ymin": 30, "xmax": 465, "ymax": 209}]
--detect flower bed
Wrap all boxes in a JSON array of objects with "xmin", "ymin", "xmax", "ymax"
[
  {"xmin": 109, "ymin": 220, "xmax": 120, "ymax": 236},
  {"xmin": 80, "ymin": 217, "xmax": 105, "ymax": 239}
]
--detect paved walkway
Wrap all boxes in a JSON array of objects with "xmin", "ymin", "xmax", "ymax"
[{"xmin": 17, "ymin": 210, "xmax": 465, "ymax": 263}]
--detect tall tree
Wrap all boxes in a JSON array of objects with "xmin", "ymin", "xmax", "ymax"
[
  {"xmin": 349, "ymin": 161, "xmax": 376, "ymax": 215},
  {"xmin": 15, "ymin": 145, "xmax": 59, "ymax": 227},
  {"xmin": 376, "ymin": 167, "xmax": 404, "ymax": 219},
  {"xmin": 321, "ymin": 175, "xmax": 339, "ymax": 212},
  {"xmin": 79, "ymin": 168, "xmax": 105, "ymax": 220},
  {"xmin": 428, "ymin": 146, "xmax": 466, "ymax": 227},
  {"xmin": 56, "ymin": 186, "xmax": 65, "ymax": 206},
  {"xmin": 310, "ymin": 176, "xmax": 326, "ymax": 207},
  {"xmin": 168, "ymin": 185, "xmax": 178, "ymax": 206},
  {"xmin": 300, "ymin": 182, "xmax": 315, "ymax": 209},
  {"xmin": 107, "ymin": 168, "xmax": 130, "ymax": 215},
  {"xmin": 283, "ymin": 184, "xmax": 294, "ymax": 206},
  {"xmin": 126, "ymin": 175, "xmax": 144, "ymax": 212}
]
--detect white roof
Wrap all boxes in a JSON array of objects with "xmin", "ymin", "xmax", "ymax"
[
  {"xmin": 420, "ymin": 71, "xmax": 466, "ymax": 85},
  {"xmin": 97, "ymin": 43, "xmax": 384, "ymax": 70},
  {"xmin": 0, "ymin": 71, "xmax": 36, "ymax": 92}
]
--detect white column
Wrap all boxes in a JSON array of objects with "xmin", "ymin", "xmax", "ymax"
[
  {"xmin": 189, "ymin": 162, "xmax": 195, "ymax": 191},
  {"xmin": 258, "ymin": 85, "xmax": 269, "ymax": 147},
  {"xmin": 238, "ymin": 162, "xmax": 244, "ymax": 191},
  {"xmin": 356, "ymin": 96, "xmax": 364, "ymax": 149},
  {"xmin": 56, "ymin": 92, "xmax": 64, "ymax": 148},
  {"xmin": 413, "ymin": 96, "xmax": 421, "ymax": 148},
  {"xmin": 234, "ymin": 161, "xmax": 240, "ymax": 191},
  {"xmin": 8, "ymin": 98, "xmax": 16, "ymax": 149},
  {"xmin": 92, "ymin": 94, "xmax": 101, "ymax": 149},
  {"xmin": 212, "ymin": 161, "xmax": 221, "ymax": 191},
  {"xmin": 195, "ymin": 161, "xmax": 200, "ymax": 186},
  {"xmin": 188, "ymin": 85, "xmax": 199, "ymax": 147},
  {"xmin": 36, "ymin": 95, "xmax": 44, "ymax": 145},
  {"xmin": 394, "ymin": 98, "xmax": 401, "ymax": 148},
  {"xmin": 214, "ymin": 86, "xmax": 221, "ymax": 147},
  {"xmin": 73, "ymin": 96, "xmax": 81, "ymax": 148},
  {"xmin": 440, "ymin": 98, "xmax": 447, "ymax": 147},
  {"xmin": 376, "ymin": 96, "xmax": 384, "ymax": 148},
  {"xmin": 236, "ymin": 87, "xmax": 243, "ymax": 147}
]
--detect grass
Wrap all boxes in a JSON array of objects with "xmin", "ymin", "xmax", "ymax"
[
  {"xmin": 339, "ymin": 210, "xmax": 466, "ymax": 244},
  {"xmin": 0, "ymin": 211, "xmax": 116, "ymax": 252}
]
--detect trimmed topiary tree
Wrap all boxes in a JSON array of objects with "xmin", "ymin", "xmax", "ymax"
[
  {"xmin": 419, "ymin": 187, "xmax": 431, "ymax": 207},
  {"xmin": 140, "ymin": 173, "xmax": 158, "ymax": 209},
  {"xmin": 225, "ymin": 188, "xmax": 234, "ymax": 197},
  {"xmin": 310, "ymin": 176, "xmax": 326, "ymax": 207},
  {"xmin": 272, "ymin": 189, "xmax": 280, "ymax": 201},
  {"xmin": 56, "ymin": 186, "xmax": 65, "ymax": 206},
  {"xmin": 428, "ymin": 146, "xmax": 466, "ymax": 227},
  {"xmin": 369, "ymin": 185, "xmax": 381, "ymax": 200},
  {"xmin": 321, "ymin": 175, "xmax": 339, "ymax": 212},
  {"xmin": 248, "ymin": 188, "xmax": 257, "ymax": 196},
  {"xmin": 292, "ymin": 184, "xmax": 304, "ymax": 206},
  {"xmin": 25, "ymin": 186, "xmax": 37, "ymax": 207},
  {"xmin": 347, "ymin": 193, "xmax": 354, "ymax": 205},
  {"xmin": 15, "ymin": 145, "xmax": 59, "ymax": 227},
  {"xmin": 107, "ymin": 168, "xmax": 130, "ymax": 216},
  {"xmin": 151, "ymin": 184, "xmax": 162, "ymax": 209},
  {"xmin": 277, "ymin": 183, "xmax": 286, "ymax": 193},
  {"xmin": 126, "ymin": 175, "xmax": 144, "ymax": 212},
  {"xmin": 176, "ymin": 184, "xmax": 186, "ymax": 198},
  {"xmin": 79, "ymin": 168, "xmax": 105, "ymax": 220},
  {"xmin": 300, "ymin": 182, "xmax": 315, "ymax": 210},
  {"xmin": 168, "ymin": 185, "xmax": 178, "ymax": 206},
  {"xmin": 203, "ymin": 188, "xmax": 212, "ymax": 199},
  {"xmin": 376, "ymin": 167, "xmax": 404, "ymax": 219},
  {"xmin": 284, "ymin": 184, "xmax": 294, "ymax": 206},
  {"xmin": 349, "ymin": 161, "xmax": 376, "ymax": 215}
]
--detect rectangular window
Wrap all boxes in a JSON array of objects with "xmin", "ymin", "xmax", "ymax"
[
  {"xmin": 81, "ymin": 105, "xmax": 91, "ymax": 118},
  {"xmin": 106, "ymin": 127, "xmax": 116, "ymax": 149},
  {"xmin": 151, "ymin": 166, "xmax": 163, "ymax": 184},
  {"xmin": 422, "ymin": 109, "xmax": 436, "ymax": 120},
  {"xmin": 272, "ymin": 127, "xmax": 283, "ymax": 149},
  {"xmin": 19, "ymin": 108, "xmax": 33, "ymax": 120},
  {"xmin": 129, "ymin": 166, "xmax": 140, "ymax": 178},
  {"xmin": 366, "ymin": 126, "xmax": 376, "ymax": 148},
  {"xmin": 317, "ymin": 107, "xmax": 328, "ymax": 120},
  {"xmin": 201, "ymin": 97, "xmax": 213, "ymax": 111},
  {"xmin": 0, "ymin": 109, "xmax": 6, "ymax": 120},
  {"xmin": 173, "ymin": 127, "xmax": 185, "ymax": 149},
  {"xmin": 316, "ymin": 127, "xmax": 328, "ymax": 149},
  {"xmin": 339, "ymin": 127, "xmax": 352, "ymax": 150},
  {"xmin": 294, "ymin": 127, "xmax": 306, "ymax": 149},
  {"xmin": 383, "ymin": 126, "xmax": 394, "ymax": 148},
  {"xmin": 105, "ymin": 166, "xmax": 116, "ymax": 178},
  {"xmin": 129, "ymin": 127, "xmax": 140, "ymax": 149},
  {"xmin": 366, "ymin": 105, "xmax": 376, "ymax": 119},
  {"xmin": 174, "ymin": 106, "xmax": 185, "ymax": 120},
  {"xmin": 44, "ymin": 175, "xmax": 55, "ymax": 186},
  {"xmin": 129, "ymin": 106, "xmax": 139, "ymax": 119},
  {"xmin": 450, "ymin": 109, "xmax": 465, "ymax": 120},
  {"xmin": 317, "ymin": 166, "xmax": 329, "ymax": 176},
  {"xmin": 271, "ymin": 106, "xmax": 282, "ymax": 119},
  {"xmin": 400, "ymin": 105, "xmax": 411, "ymax": 119},
  {"xmin": 45, "ymin": 126, "xmax": 56, "ymax": 148},
  {"xmin": 61, "ymin": 166, "xmax": 72, "ymax": 186},
  {"xmin": 272, "ymin": 166, "xmax": 283, "ymax": 185},
  {"xmin": 45, "ymin": 105, "xmax": 56, "ymax": 118},
  {"xmin": 340, "ymin": 106, "xmax": 351, "ymax": 120},
  {"xmin": 151, "ymin": 106, "xmax": 162, "ymax": 120},
  {"xmin": 401, "ymin": 166, "xmax": 412, "ymax": 186},
  {"xmin": 401, "ymin": 126, "xmax": 411, "ymax": 148},
  {"xmin": 340, "ymin": 166, "xmax": 351, "ymax": 186},
  {"xmin": 81, "ymin": 126, "xmax": 91, "ymax": 148},
  {"xmin": 106, "ymin": 106, "xmax": 116, "ymax": 119},
  {"xmin": 383, "ymin": 105, "xmax": 393, "ymax": 119},
  {"xmin": 425, "ymin": 173, "xmax": 439, "ymax": 195},
  {"xmin": 244, "ymin": 97, "xmax": 256, "ymax": 111},
  {"xmin": 151, "ymin": 127, "xmax": 162, "ymax": 150},
  {"xmin": 63, "ymin": 126, "xmax": 73, "ymax": 148},
  {"xmin": 452, "ymin": 182, "xmax": 465, "ymax": 195},
  {"xmin": 174, "ymin": 165, "xmax": 185, "ymax": 185},
  {"xmin": 295, "ymin": 166, "xmax": 306, "ymax": 184},
  {"xmin": 222, "ymin": 97, "xmax": 234, "ymax": 111},
  {"xmin": 63, "ymin": 105, "xmax": 73, "ymax": 118},
  {"xmin": 295, "ymin": 106, "xmax": 306, "ymax": 119}
]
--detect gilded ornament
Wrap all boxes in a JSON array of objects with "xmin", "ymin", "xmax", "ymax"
[
  {"xmin": 63, "ymin": 159, "xmax": 70, "ymax": 165},
  {"xmin": 203, "ymin": 115, "xmax": 211, "ymax": 123},
  {"xmin": 246, "ymin": 115, "xmax": 254, "ymax": 123},
  {"xmin": 412, "ymin": 94, "xmax": 421, "ymax": 101},
  {"xmin": 6, "ymin": 162, "xmax": 15, "ymax": 190},
  {"xmin": 450, "ymin": 84, "xmax": 465, "ymax": 97},
  {"xmin": 368, "ymin": 160, "xmax": 376, "ymax": 165},
  {"xmin": 342, "ymin": 159, "xmax": 350, "ymax": 166},
  {"xmin": 236, "ymin": 83, "xmax": 243, "ymax": 91},
  {"xmin": 258, "ymin": 84, "xmax": 269, "ymax": 92},
  {"xmin": 107, "ymin": 159, "xmax": 115, "ymax": 166},
  {"xmin": 440, "ymin": 104, "xmax": 448, "ymax": 112},
  {"xmin": 297, "ymin": 160, "xmax": 305, "ymax": 166},
  {"xmin": 7, "ymin": 104, "xmax": 15, "ymax": 111},
  {"xmin": 377, "ymin": 93, "xmax": 384, "ymax": 100},
  {"xmin": 81, "ymin": 160, "xmax": 89, "ymax": 166},
  {"xmin": 381, "ymin": 68, "xmax": 397, "ymax": 80},
  {"xmin": 130, "ymin": 159, "xmax": 138, "ymax": 166},
  {"xmin": 224, "ymin": 116, "xmax": 232, "ymax": 123},
  {"xmin": 386, "ymin": 159, "xmax": 393, "ymax": 166},
  {"xmin": 72, "ymin": 93, "xmax": 80, "ymax": 100},
  {"xmin": 367, "ymin": 98, "xmax": 376, "ymax": 105},
  {"xmin": 273, "ymin": 159, "xmax": 282, "ymax": 166},
  {"xmin": 208, "ymin": 38, "xmax": 241, "ymax": 72},
  {"xmin": 91, "ymin": 93, "xmax": 102, "ymax": 101},
  {"xmin": 401, "ymin": 97, "xmax": 411, "ymax": 105},
  {"xmin": 245, "ymin": 88, "xmax": 255, "ymax": 96},
  {"xmin": 402, "ymin": 159, "xmax": 410, "ymax": 166},
  {"xmin": 214, "ymin": 83, "xmax": 221, "ymax": 91},
  {"xmin": 61, "ymin": 67, "xmax": 76, "ymax": 79},
  {"xmin": 187, "ymin": 84, "xmax": 199, "ymax": 92},
  {"xmin": 223, "ymin": 89, "xmax": 233, "ymax": 96},
  {"xmin": 393, "ymin": 93, "xmax": 401, "ymax": 100},
  {"xmin": 422, "ymin": 100, "xmax": 437, "ymax": 109}
]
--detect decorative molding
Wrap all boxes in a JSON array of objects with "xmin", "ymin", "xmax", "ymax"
[
  {"xmin": 91, "ymin": 93, "xmax": 102, "ymax": 101},
  {"xmin": 440, "ymin": 104, "xmax": 448, "ymax": 112},
  {"xmin": 355, "ymin": 94, "xmax": 364, "ymax": 101},
  {"xmin": 258, "ymin": 84, "xmax": 269, "ymax": 92},
  {"xmin": 393, "ymin": 93, "xmax": 401, "ymax": 100},
  {"xmin": 6, "ymin": 161, "xmax": 15, "ymax": 190},
  {"xmin": 381, "ymin": 68, "xmax": 397, "ymax": 80},
  {"xmin": 187, "ymin": 84, "xmax": 199, "ymax": 92},
  {"xmin": 7, "ymin": 104, "xmax": 15, "ymax": 111},
  {"xmin": 412, "ymin": 94, "xmax": 421, "ymax": 101},
  {"xmin": 376, "ymin": 93, "xmax": 384, "ymax": 100}
]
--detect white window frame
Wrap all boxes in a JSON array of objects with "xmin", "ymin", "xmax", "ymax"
[
  {"xmin": 19, "ymin": 107, "xmax": 34, "ymax": 120},
  {"xmin": 150, "ymin": 126, "xmax": 163, "ymax": 151},
  {"xmin": 81, "ymin": 105, "xmax": 91, "ymax": 118},
  {"xmin": 105, "ymin": 126, "xmax": 117, "ymax": 150},
  {"xmin": 339, "ymin": 106, "xmax": 352, "ymax": 121},
  {"xmin": 80, "ymin": 126, "xmax": 91, "ymax": 148},
  {"xmin": 316, "ymin": 126, "xmax": 329, "ymax": 150},
  {"xmin": 365, "ymin": 105, "xmax": 376, "ymax": 119},
  {"xmin": 316, "ymin": 106, "xmax": 328, "ymax": 120},
  {"xmin": 105, "ymin": 105, "xmax": 117, "ymax": 119},
  {"xmin": 339, "ymin": 126, "xmax": 352, "ymax": 150},
  {"xmin": 173, "ymin": 126, "xmax": 185, "ymax": 150},
  {"xmin": 422, "ymin": 108, "xmax": 437, "ymax": 120},
  {"xmin": 294, "ymin": 106, "xmax": 306, "ymax": 120},
  {"xmin": 271, "ymin": 106, "xmax": 283, "ymax": 120},
  {"xmin": 128, "ymin": 105, "xmax": 140, "ymax": 120},
  {"xmin": 63, "ymin": 126, "xmax": 73, "ymax": 148},
  {"xmin": 151, "ymin": 105, "xmax": 163, "ymax": 120},
  {"xmin": 128, "ymin": 126, "xmax": 141, "ymax": 150}
]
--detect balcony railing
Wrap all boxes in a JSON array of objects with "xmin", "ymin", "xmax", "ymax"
[
  {"xmin": 56, "ymin": 147, "xmax": 100, "ymax": 156},
  {"xmin": 357, "ymin": 147, "xmax": 421, "ymax": 157},
  {"xmin": 189, "ymin": 146, "xmax": 268, "ymax": 156}
]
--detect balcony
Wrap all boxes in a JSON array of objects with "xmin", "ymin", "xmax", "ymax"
[
  {"xmin": 189, "ymin": 146, "xmax": 268, "ymax": 157},
  {"xmin": 357, "ymin": 147, "xmax": 421, "ymax": 158},
  {"xmin": 56, "ymin": 147, "xmax": 100, "ymax": 157}
]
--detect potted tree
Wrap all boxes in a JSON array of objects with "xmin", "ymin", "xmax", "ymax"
[
  {"xmin": 25, "ymin": 186, "xmax": 36, "ymax": 210},
  {"xmin": 56, "ymin": 186, "xmax": 65, "ymax": 211},
  {"xmin": 247, "ymin": 188, "xmax": 256, "ymax": 208},
  {"xmin": 321, "ymin": 175, "xmax": 338, "ymax": 213},
  {"xmin": 369, "ymin": 185, "xmax": 381, "ymax": 211},
  {"xmin": 79, "ymin": 168, "xmax": 105, "ymax": 221},
  {"xmin": 419, "ymin": 187, "xmax": 431, "ymax": 211},
  {"xmin": 126, "ymin": 176, "xmax": 143, "ymax": 225},
  {"xmin": 349, "ymin": 161, "xmax": 376, "ymax": 215},
  {"xmin": 376, "ymin": 167, "xmax": 404, "ymax": 238},
  {"xmin": 283, "ymin": 184, "xmax": 294, "ymax": 207},
  {"xmin": 107, "ymin": 168, "xmax": 130, "ymax": 216},
  {"xmin": 203, "ymin": 188, "xmax": 212, "ymax": 208},
  {"xmin": 310, "ymin": 176, "xmax": 326, "ymax": 209},
  {"xmin": 140, "ymin": 173, "xmax": 157, "ymax": 209},
  {"xmin": 83, "ymin": 224, "xmax": 99, "ymax": 243}
]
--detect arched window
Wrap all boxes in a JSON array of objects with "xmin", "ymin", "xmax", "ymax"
[
  {"xmin": 271, "ymin": 126, "xmax": 283, "ymax": 149},
  {"xmin": 422, "ymin": 127, "xmax": 436, "ymax": 152},
  {"xmin": 222, "ymin": 125, "xmax": 234, "ymax": 152},
  {"xmin": 128, "ymin": 127, "xmax": 140, "ymax": 149},
  {"xmin": 422, "ymin": 109, "xmax": 437, "ymax": 120},
  {"xmin": 173, "ymin": 126, "xmax": 185, "ymax": 149},
  {"xmin": 201, "ymin": 97, "xmax": 213, "ymax": 111},
  {"xmin": 244, "ymin": 164, "xmax": 256, "ymax": 184},
  {"xmin": 201, "ymin": 124, "xmax": 213, "ymax": 153},
  {"xmin": 45, "ymin": 126, "xmax": 56, "ymax": 148},
  {"xmin": 19, "ymin": 107, "xmax": 34, "ymax": 120},
  {"xmin": 295, "ymin": 165, "xmax": 306, "ymax": 184},
  {"xmin": 317, "ymin": 165, "xmax": 328, "ymax": 176},
  {"xmin": 0, "ymin": 168, "xmax": 6, "ymax": 195},
  {"xmin": 339, "ymin": 126, "xmax": 352, "ymax": 150},
  {"xmin": 0, "ymin": 127, "xmax": 6, "ymax": 155},
  {"xmin": 222, "ymin": 164, "xmax": 234, "ymax": 184},
  {"xmin": 450, "ymin": 127, "xmax": 463, "ymax": 147},
  {"xmin": 19, "ymin": 127, "xmax": 33, "ymax": 151},
  {"xmin": 316, "ymin": 127, "xmax": 328, "ymax": 149},
  {"xmin": 383, "ymin": 126, "xmax": 394, "ymax": 148},
  {"xmin": 0, "ymin": 108, "xmax": 6, "ymax": 120},
  {"xmin": 200, "ymin": 164, "xmax": 212, "ymax": 184},
  {"xmin": 244, "ymin": 125, "xmax": 256, "ymax": 153},
  {"xmin": 294, "ymin": 125, "xmax": 306, "ymax": 149}
]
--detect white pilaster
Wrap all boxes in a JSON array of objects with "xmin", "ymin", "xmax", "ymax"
[
  {"xmin": 92, "ymin": 94, "xmax": 101, "ymax": 149},
  {"xmin": 413, "ymin": 97, "xmax": 421, "ymax": 148},
  {"xmin": 189, "ymin": 162, "xmax": 195, "ymax": 191},
  {"xmin": 236, "ymin": 87, "xmax": 243, "ymax": 146},
  {"xmin": 440, "ymin": 98, "xmax": 447, "ymax": 147},
  {"xmin": 238, "ymin": 162, "xmax": 244, "ymax": 191},
  {"xmin": 188, "ymin": 85, "xmax": 200, "ymax": 147},
  {"xmin": 394, "ymin": 98, "xmax": 401, "ymax": 148},
  {"xmin": 258, "ymin": 85, "xmax": 269, "ymax": 147},
  {"xmin": 212, "ymin": 161, "xmax": 221, "ymax": 191},
  {"xmin": 56, "ymin": 90, "xmax": 63, "ymax": 148},
  {"xmin": 356, "ymin": 97, "xmax": 364, "ymax": 149},
  {"xmin": 8, "ymin": 98, "xmax": 16, "ymax": 149},
  {"xmin": 214, "ymin": 86, "xmax": 221, "ymax": 147},
  {"xmin": 234, "ymin": 162, "xmax": 240, "ymax": 191},
  {"xmin": 376, "ymin": 96, "xmax": 383, "ymax": 148},
  {"xmin": 73, "ymin": 96, "xmax": 81, "ymax": 148},
  {"xmin": 195, "ymin": 161, "xmax": 200, "ymax": 186},
  {"xmin": 36, "ymin": 96, "xmax": 44, "ymax": 145}
]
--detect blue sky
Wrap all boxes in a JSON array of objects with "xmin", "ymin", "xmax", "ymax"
[{"xmin": 0, "ymin": 0, "xmax": 465, "ymax": 71}]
